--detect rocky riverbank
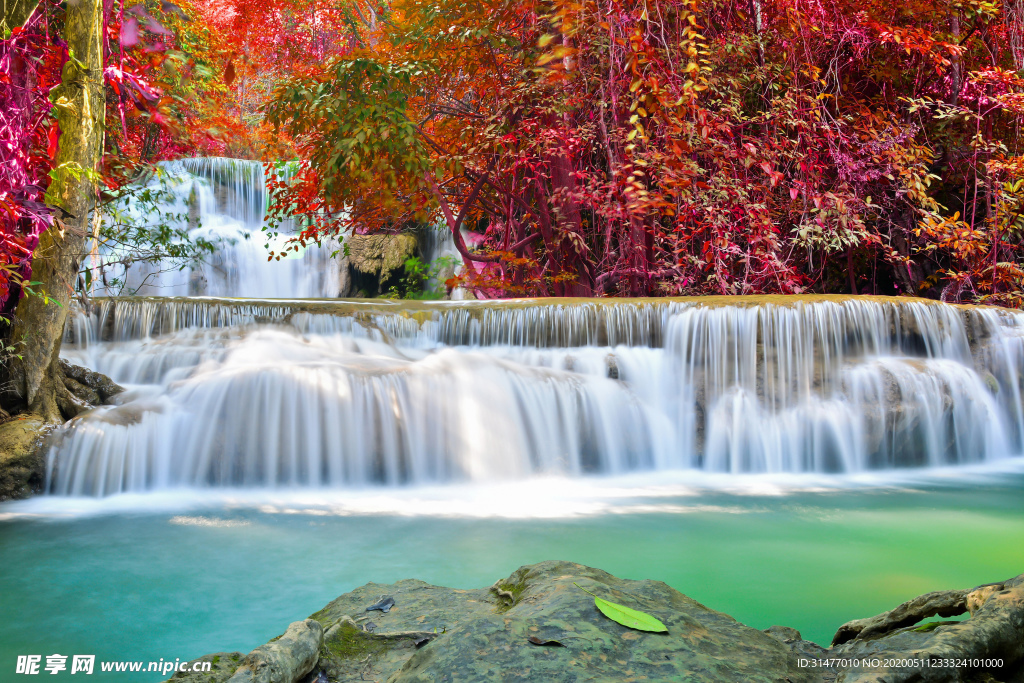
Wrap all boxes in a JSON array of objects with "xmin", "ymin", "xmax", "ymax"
[
  {"xmin": 0, "ymin": 361, "xmax": 123, "ymax": 500},
  {"xmin": 166, "ymin": 561, "xmax": 1023, "ymax": 683}
]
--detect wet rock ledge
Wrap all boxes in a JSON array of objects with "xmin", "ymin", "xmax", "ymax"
[{"xmin": 166, "ymin": 561, "xmax": 1024, "ymax": 683}]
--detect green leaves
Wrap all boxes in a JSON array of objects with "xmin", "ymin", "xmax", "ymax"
[
  {"xmin": 593, "ymin": 598, "xmax": 669, "ymax": 633},
  {"xmin": 573, "ymin": 583, "xmax": 668, "ymax": 633},
  {"xmin": 264, "ymin": 55, "xmax": 438, "ymax": 219}
]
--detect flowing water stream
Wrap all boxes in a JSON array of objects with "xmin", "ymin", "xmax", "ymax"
[
  {"xmin": 48, "ymin": 294, "xmax": 1024, "ymax": 493},
  {"xmin": 3, "ymin": 158, "xmax": 1023, "ymax": 681}
]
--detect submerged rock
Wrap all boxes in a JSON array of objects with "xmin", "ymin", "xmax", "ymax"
[
  {"xmin": 164, "ymin": 563, "xmax": 1024, "ymax": 683},
  {"xmin": 0, "ymin": 415, "xmax": 49, "ymax": 500}
]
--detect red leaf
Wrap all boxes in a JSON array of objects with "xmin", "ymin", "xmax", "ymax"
[{"xmin": 47, "ymin": 122, "xmax": 60, "ymax": 160}]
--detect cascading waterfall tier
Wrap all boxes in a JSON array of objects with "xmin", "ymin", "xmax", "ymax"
[
  {"xmin": 50, "ymin": 295, "xmax": 1024, "ymax": 496},
  {"xmin": 90, "ymin": 157, "xmax": 340, "ymax": 298}
]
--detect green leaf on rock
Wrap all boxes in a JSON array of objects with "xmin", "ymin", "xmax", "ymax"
[{"xmin": 573, "ymin": 583, "xmax": 668, "ymax": 633}]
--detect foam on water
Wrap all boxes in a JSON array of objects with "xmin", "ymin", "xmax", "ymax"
[{"xmin": 8, "ymin": 459, "xmax": 1024, "ymax": 521}]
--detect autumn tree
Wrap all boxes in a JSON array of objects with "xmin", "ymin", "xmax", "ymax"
[
  {"xmin": 265, "ymin": 0, "xmax": 1024, "ymax": 302},
  {"xmin": 3, "ymin": 0, "xmax": 106, "ymax": 422}
]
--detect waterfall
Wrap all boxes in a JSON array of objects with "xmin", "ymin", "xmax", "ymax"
[
  {"xmin": 50, "ymin": 296, "xmax": 1024, "ymax": 496},
  {"xmin": 89, "ymin": 158, "xmax": 340, "ymax": 298}
]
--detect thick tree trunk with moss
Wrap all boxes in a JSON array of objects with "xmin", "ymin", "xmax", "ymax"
[{"xmin": 9, "ymin": 0, "xmax": 104, "ymax": 423}]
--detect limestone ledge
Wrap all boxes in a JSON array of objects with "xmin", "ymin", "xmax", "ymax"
[{"xmin": 164, "ymin": 561, "xmax": 1024, "ymax": 683}]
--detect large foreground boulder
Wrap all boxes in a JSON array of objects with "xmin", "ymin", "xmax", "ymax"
[
  {"xmin": 170, "ymin": 561, "xmax": 816, "ymax": 683},
  {"xmin": 167, "ymin": 563, "xmax": 1024, "ymax": 683}
]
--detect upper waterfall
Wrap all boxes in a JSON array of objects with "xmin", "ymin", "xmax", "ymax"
[
  {"xmin": 50, "ymin": 296, "xmax": 1024, "ymax": 496},
  {"xmin": 91, "ymin": 157, "xmax": 340, "ymax": 299}
]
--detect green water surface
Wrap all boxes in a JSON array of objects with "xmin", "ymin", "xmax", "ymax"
[{"xmin": 1, "ymin": 472, "xmax": 1023, "ymax": 681}]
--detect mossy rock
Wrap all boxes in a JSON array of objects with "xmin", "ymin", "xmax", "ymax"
[
  {"xmin": 347, "ymin": 234, "xmax": 418, "ymax": 282},
  {"xmin": 306, "ymin": 560, "xmax": 815, "ymax": 682},
  {"xmin": 0, "ymin": 415, "xmax": 48, "ymax": 500},
  {"xmin": 171, "ymin": 564, "xmax": 1024, "ymax": 683}
]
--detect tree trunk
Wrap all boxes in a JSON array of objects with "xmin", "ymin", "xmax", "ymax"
[
  {"xmin": 2, "ymin": 0, "xmax": 40, "ymax": 30},
  {"xmin": 9, "ymin": 0, "xmax": 105, "ymax": 423}
]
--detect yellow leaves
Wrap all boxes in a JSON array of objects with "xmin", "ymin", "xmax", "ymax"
[
  {"xmin": 536, "ymin": 43, "xmax": 576, "ymax": 67},
  {"xmin": 538, "ymin": 33, "xmax": 557, "ymax": 48}
]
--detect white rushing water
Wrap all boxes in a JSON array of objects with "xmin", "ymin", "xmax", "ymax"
[
  {"xmin": 51, "ymin": 296, "xmax": 1024, "ymax": 496},
  {"xmin": 90, "ymin": 158, "xmax": 340, "ymax": 298},
  {"xmin": 49, "ymin": 157, "xmax": 1024, "ymax": 496}
]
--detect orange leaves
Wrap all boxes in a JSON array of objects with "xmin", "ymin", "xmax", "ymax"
[
  {"xmin": 251, "ymin": 0, "xmax": 1024, "ymax": 301},
  {"xmin": 863, "ymin": 18, "xmax": 962, "ymax": 71}
]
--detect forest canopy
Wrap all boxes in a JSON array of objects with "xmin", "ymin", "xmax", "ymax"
[{"xmin": 2, "ymin": 0, "xmax": 1024, "ymax": 304}]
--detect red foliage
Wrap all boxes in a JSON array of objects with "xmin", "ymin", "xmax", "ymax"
[
  {"xmin": 0, "ymin": 2, "xmax": 65, "ymax": 311},
  {"xmin": 265, "ymin": 0, "xmax": 1024, "ymax": 302},
  {"xmin": 4, "ymin": 0, "xmax": 1023, "ymax": 305}
]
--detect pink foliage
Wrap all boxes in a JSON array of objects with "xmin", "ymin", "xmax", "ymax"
[{"xmin": 0, "ymin": 2, "xmax": 65, "ymax": 314}]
